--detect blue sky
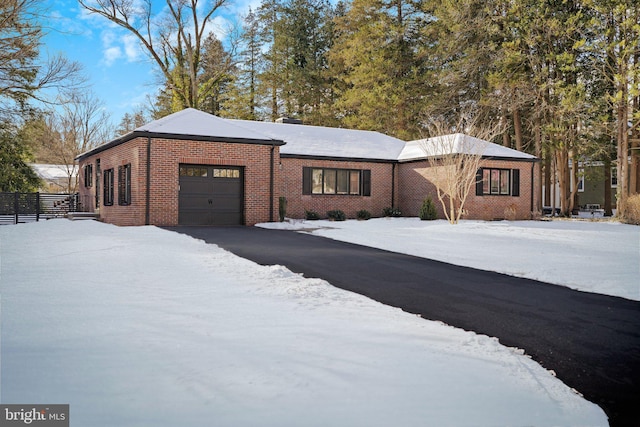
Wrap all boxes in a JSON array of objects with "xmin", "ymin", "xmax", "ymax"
[{"xmin": 41, "ymin": 0, "xmax": 259, "ymax": 126}]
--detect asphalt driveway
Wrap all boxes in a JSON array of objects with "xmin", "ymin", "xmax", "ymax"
[{"xmin": 167, "ymin": 226, "xmax": 640, "ymax": 426}]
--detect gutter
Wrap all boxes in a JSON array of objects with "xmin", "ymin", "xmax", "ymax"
[
  {"xmin": 530, "ymin": 160, "xmax": 535, "ymax": 218},
  {"xmin": 76, "ymin": 131, "xmax": 285, "ymax": 161},
  {"xmin": 392, "ymin": 163, "xmax": 396, "ymax": 209}
]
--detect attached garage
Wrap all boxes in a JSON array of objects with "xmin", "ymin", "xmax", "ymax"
[
  {"xmin": 178, "ymin": 165, "xmax": 244, "ymax": 226},
  {"xmin": 76, "ymin": 109, "xmax": 285, "ymax": 227}
]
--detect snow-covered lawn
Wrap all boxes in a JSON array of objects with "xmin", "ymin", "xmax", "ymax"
[
  {"xmin": 261, "ymin": 218, "xmax": 640, "ymax": 301},
  {"xmin": 0, "ymin": 220, "xmax": 609, "ymax": 426}
]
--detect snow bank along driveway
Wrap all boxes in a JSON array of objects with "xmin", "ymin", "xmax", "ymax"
[{"xmin": 1, "ymin": 220, "xmax": 607, "ymax": 426}]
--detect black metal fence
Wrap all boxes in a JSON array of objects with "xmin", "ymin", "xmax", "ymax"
[{"xmin": 0, "ymin": 192, "xmax": 80, "ymax": 225}]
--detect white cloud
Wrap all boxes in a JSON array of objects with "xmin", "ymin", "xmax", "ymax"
[
  {"xmin": 123, "ymin": 34, "xmax": 143, "ymax": 62},
  {"xmin": 103, "ymin": 46, "xmax": 123, "ymax": 66},
  {"xmin": 101, "ymin": 30, "xmax": 117, "ymax": 47},
  {"xmin": 225, "ymin": 0, "xmax": 262, "ymax": 17},
  {"xmin": 99, "ymin": 29, "xmax": 121, "ymax": 66},
  {"xmin": 100, "ymin": 30, "xmax": 142, "ymax": 66},
  {"xmin": 202, "ymin": 15, "xmax": 231, "ymax": 40}
]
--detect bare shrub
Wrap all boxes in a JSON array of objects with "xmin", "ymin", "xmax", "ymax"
[
  {"xmin": 418, "ymin": 111, "xmax": 504, "ymax": 224},
  {"xmin": 504, "ymin": 204, "xmax": 517, "ymax": 221},
  {"xmin": 624, "ymin": 194, "xmax": 640, "ymax": 225}
]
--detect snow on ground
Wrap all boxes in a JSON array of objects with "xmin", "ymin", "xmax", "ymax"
[
  {"xmin": 261, "ymin": 218, "xmax": 640, "ymax": 301},
  {"xmin": 0, "ymin": 220, "xmax": 607, "ymax": 426}
]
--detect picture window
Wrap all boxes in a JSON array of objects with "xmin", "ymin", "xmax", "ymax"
[
  {"xmin": 304, "ymin": 167, "xmax": 369, "ymax": 196},
  {"xmin": 478, "ymin": 168, "xmax": 519, "ymax": 197}
]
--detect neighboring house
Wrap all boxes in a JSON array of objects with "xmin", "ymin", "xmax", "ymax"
[
  {"xmin": 576, "ymin": 162, "xmax": 617, "ymax": 216},
  {"xmin": 542, "ymin": 161, "xmax": 619, "ymax": 217},
  {"xmin": 30, "ymin": 164, "xmax": 78, "ymax": 193},
  {"xmin": 76, "ymin": 108, "xmax": 540, "ymax": 226}
]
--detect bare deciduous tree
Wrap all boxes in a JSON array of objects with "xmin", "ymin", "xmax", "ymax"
[
  {"xmin": 79, "ymin": 0, "xmax": 231, "ymax": 112},
  {"xmin": 35, "ymin": 91, "xmax": 112, "ymax": 193},
  {"xmin": 418, "ymin": 114, "xmax": 503, "ymax": 224},
  {"xmin": 0, "ymin": 0, "xmax": 85, "ymax": 117}
]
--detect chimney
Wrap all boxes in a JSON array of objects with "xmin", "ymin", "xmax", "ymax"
[{"xmin": 275, "ymin": 117, "xmax": 303, "ymax": 125}]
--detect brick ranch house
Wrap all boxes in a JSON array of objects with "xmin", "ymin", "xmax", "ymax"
[{"xmin": 76, "ymin": 108, "xmax": 539, "ymax": 226}]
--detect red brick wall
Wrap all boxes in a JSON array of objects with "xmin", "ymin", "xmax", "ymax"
[
  {"xmin": 398, "ymin": 159, "xmax": 540, "ymax": 220},
  {"xmin": 78, "ymin": 138, "xmax": 147, "ymax": 226},
  {"xmin": 280, "ymin": 157, "xmax": 397, "ymax": 219},
  {"xmin": 77, "ymin": 135, "xmax": 540, "ymax": 226},
  {"xmin": 78, "ymin": 137, "xmax": 279, "ymax": 226}
]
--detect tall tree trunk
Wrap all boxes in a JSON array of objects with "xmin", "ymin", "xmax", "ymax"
[
  {"xmin": 513, "ymin": 109, "xmax": 524, "ymax": 151},
  {"xmin": 534, "ymin": 118, "xmax": 543, "ymax": 213},
  {"xmin": 630, "ymin": 51, "xmax": 639, "ymax": 195},
  {"xmin": 556, "ymin": 147, "xmax": 571, "ymax": 216},
  {"xmin": 544, "ymin": 154, "xmax": 551, "ymax": 208},
  {"xmin": 569, "ymin": 151, "xmax": 579, "ymax": 213},
  {"xmin": 271, "ymin": 85, "xmax": 278, "ymax": 122},
  {"xmin": 617, "ymin": 99, "xmax": 629, "ymax": 217},
  {"xmin": 604, "ymin": 158, "xmax": 613, "ymax": 216},
  {"xmin": 551, "ymin": 154, "xmax": 557, "ymax": 215},
  {"xmin": 631, "ymin": 139, "xmax": 639, "ymax": 195},
  {"xmin": 501, "ymin": 114, "xmax": 511, "ymax": 147}
]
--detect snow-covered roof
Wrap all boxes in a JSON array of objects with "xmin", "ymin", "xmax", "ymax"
[
  {"xmin": 78, "ymin": 109, "xmax": 535, "ymax": 162},
  {"xmin": 134, "ymin": 108, "xmax": 283, "ymax": 144},
  {"xmin": 229, "ymin": 119, "xmax": 406, "ymax": 161},
  {"xmin": 31, "ymin": 164, "xmax": 78, "ymax": 180},
  {"xmin": 399, "ymin": 133, "xmax": 537, "ymax": 162},
  {"xmin": 77, "ymin": 109, "xmax": 284, "ymax": 160}
]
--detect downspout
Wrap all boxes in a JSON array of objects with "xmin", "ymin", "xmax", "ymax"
[
  {"xmin": 270, "ymin": 144, "xmax": 275, "ymax": 222},
  {"xmin": 145, "ymin": 136, "xmax": 151, "ymax": 225},
  {"xmin": 530, "ymin": 161, "xmax": 535, "ymax": 218},
  {"xmin": 392, "ymin": 162, "xmax": 396, "ymax": 209}
]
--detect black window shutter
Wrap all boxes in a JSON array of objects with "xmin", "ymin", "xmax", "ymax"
[
  {"xmin": 125, "ymin": 165, "xmax": 131, "ymax": 204},
  {"xmin": 362, "ymin": 170, "xmax": 371, "ymax": 196},
  {"xmin": 476, "ymin": 168, "xmax": 484, "ymax": 196},
  {"xmin": 104, "ymin": 169, "xmax": 114, "ymax": 206},
  {"xmin": 512, "ymin": 169, "xmax": 520, "ymax": 196},
  {"xmin": 118, "ymin": 166, "xmax": 124, "ymax": 205},
  {"xmin": 302, "ymin": 167, "xmax": 312, "ymax": 195}
]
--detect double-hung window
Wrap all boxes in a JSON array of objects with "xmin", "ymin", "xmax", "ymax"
[
  {"xmin": 476, "ymin": 168, "xmax": 520, "ymax": 196},
  {"xmin": 118, "ymin": 164, "xmax": 131, "ymax": 206},
  {"xmin": 303, "ymin": 167, "xmax": 371, "ymax": 196},
  {"xmin": 84, "ymin": 164, "xmax": 93, "ymax": 188},
  {"xmin": 103, "ymin": 168, "xmax": 114, "ymax": 206}
]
